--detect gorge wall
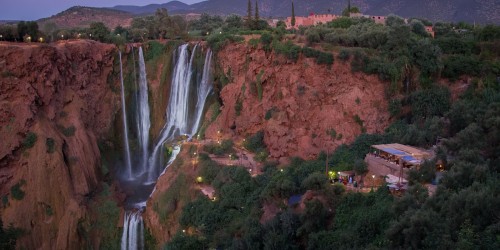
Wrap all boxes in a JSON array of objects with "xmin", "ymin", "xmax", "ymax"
[
  {"xmin": 0, "ymin": 40, "xmax": 118, "ymax": 249},
  {"xmin": 145, "ymin": 41, "xmax": 391, "ymax": 245},
  {"xmin": 205, "ymin": 42, "xmax": 390, "ymax": 162}
]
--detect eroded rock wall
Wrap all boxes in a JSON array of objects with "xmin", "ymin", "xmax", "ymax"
[
  {"xmin": 0, "ymin": 40, "xmax": 118, "ymax": 249},
  {"xmin": 206, "ymin": 43, "xmax": 390, "ymax": 162}
]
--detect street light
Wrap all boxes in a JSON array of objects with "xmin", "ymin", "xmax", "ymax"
[{"xmin": 372, "ymin": 175, "xmax": 375, "ymax": 190}]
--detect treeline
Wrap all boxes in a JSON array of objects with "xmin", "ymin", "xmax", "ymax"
[{"xmin": 0, "ymin": 7, "xmax": 273, "ymax": 45}]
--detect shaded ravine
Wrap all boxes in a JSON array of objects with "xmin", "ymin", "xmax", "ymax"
[{"xmin": 119, "ymin": 44, "xmax": 213, "ymax": 249}]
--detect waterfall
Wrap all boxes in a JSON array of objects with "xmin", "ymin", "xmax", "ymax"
[
  {"xmin": 190, "ymin": 49, "xmax": 213, "ymax": 136},
  {"xmin": 137, "ymin": 47, "xmax": 151, "ymax": 174},
  {"xmin": 119, "ymin": 51, "xmax": 133, "ymax": 178},
  {"xmin": 121, "ymin": 211, "xmax": 144, "ymax": 250},
  {"xmin": 148, "ymin": 44, "xmax": 194, "ymax": 181},
  {"xmin": 120, "ymin": 44, "xmax": 213, "ymax": 250}
]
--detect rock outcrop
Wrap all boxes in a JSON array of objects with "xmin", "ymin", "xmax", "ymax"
[
  {"xmin": 0, "ymin": 40, "xmax": 118, "ymax": 249},
  {"xmin": 206, "ymin": 43, "xmax": 390, "ymax": 162}
]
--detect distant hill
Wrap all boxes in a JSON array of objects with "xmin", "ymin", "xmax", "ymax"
[
  {"xmin": 37, "ymin": 6, "xmax": 133, "ymax": 30},
  {"xmin": 113, "ymin": 1, "xmax": 191, "ymax": 15},
  {"xmin": 110, "ymin": 0, "xmax": 499, "ymax": 24}
]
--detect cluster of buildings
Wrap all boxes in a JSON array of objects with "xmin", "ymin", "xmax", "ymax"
[{"xmin": 282, "ymin": 12, "xmax": 435, "ymax": 37}]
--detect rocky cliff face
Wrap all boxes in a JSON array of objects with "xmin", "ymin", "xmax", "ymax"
[
  {"xmin": 206, "ymin": 43, "xmax": 390, "ymax": 162},
  {"xmin": 0, "ymin": 40, "xmax": 118, "ymax": 249}
]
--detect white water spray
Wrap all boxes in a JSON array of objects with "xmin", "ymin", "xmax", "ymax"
[{"xmin": 119, "ymin": 51, "xmax": 133, "ymax": 178}]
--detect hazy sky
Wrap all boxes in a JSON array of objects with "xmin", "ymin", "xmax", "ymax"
[{"xmin": 0, "ymin": 0, "xmax": 205, "ymax": 21}]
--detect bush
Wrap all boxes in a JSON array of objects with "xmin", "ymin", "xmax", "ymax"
[
  {"xmin": 22, "ymin": 132, "xmax": 37, "ymax": 149},
  {"xmin": 338, "ymin": 49, "xmax": 350, "ymax": 61},
  {"xmin": 254, "ymin": 151, "xmax": 269, "ymax": 162},
  {"xmin": 61, "ymin": 125, "xmax": 76, "ymax": 137},
  {"xmin": 235, "ymin": 98, "xmax": 243, "ymax": 116},
  {"xmin": 273, "ymin": 41, "xmax": 301, "ymax": 62},
  {"xmin": 203, "ymin": 139, "xmax": 234, "ymax": 156},
  {"xmin": 207, "ymin": 33, "xmax": 244, "ymax": 52},
  {"xmin": 316, "ymin": 51, "xmax": 334, "ymax": 65},
  {"xmin": 302, "ymin": 47, "xmax": 320, "ymax": 58},
  {"xmin": 388, "ymin": 99, "xmax": 402, "ymax": 117},
  {"xmin": 10, "ymin": 180, "xmax": 26, "ymax": 200},
  {"xmin": 244, "ymin": 131, "xmax": 266, "ymax": 153},
  {"xmin": 265, "ymin": 107, "xmax": 277, "ymax": 120},
  {"xmin": 46, "ymin": 138, "xmax": 55, "ymax": 153},
  {"xmin": 260, "ymin": 32, "xmax": 273, "ymax": 51}
]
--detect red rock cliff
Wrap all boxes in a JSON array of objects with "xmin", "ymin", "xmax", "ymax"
[
  {"xmin": 206, "ymin": 43, "xmax": 390, "ymax": 162},
  {"xmin": 0, "ymin": 40, "xmax": 118, "ymax": 249}
]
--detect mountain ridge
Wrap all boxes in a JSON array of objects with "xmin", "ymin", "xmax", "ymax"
[{"xmin": 111, "ymin": 0, "xmax": 499, "ymax": 24}]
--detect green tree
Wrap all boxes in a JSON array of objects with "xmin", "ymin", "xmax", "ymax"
[
  {"xmin": 411, "ymin": 38, "xmax": 442, "ymax": 77},
  {"xmin": 342, "ymin": 4, "xmax": 360, "ymax": 17},
  {"xmin": 0, "ymin": 219, "xmax": 22, "ymax": 250},
  {"xmin": 223, "ymin": 14, "xmax": 243, "ymax": 32},
  {"xmin": 17, "ymin": 21, "xmax": 39, "ymax": 41},
  {"xmin": 42, "ymin": 22, "xmax": 57, "ymax": 42},
  {"xmin": 89, "ymin": 22, "xmax": 110, "ymax": 42},
  {"xmin": 246, "ymin": 0, "xmax": 253, "ymax": 29},
  {"xmin": 254, "ymin": 0, "xmax": 260, "ymax": 29},
  {"xmin": 291, "ymin": 0, "xmax": 296, "ymax": 28}
]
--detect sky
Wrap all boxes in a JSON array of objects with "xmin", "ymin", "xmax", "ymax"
[{"xmin": 0, "ymin": 0, "xmax": 204, "ymax": 21}]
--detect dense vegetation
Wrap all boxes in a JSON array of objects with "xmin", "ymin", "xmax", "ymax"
[{"xmin": 162, "ymin": 12, "xmax": 500, "ymax": 250}]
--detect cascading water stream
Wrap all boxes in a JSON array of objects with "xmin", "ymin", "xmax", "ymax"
[
  {"xmin": 148, "ymin": 44, "xmax": 199, "ymax": 181},
  {"xmin": 137, "ymin": 47, "xmax": 151, "ymax": 174},
  {"xmin": 190, "ymin": 49, "xmax": 213, "ymax": 136},
  {"xmin": 120, "ymin": 44, "xmax": 213, "ymax": 250},
  {"xmin": 119, "ymin": 51, "xmax": 133, "ymax": 178},
  {"xmin": 121, "ymin": 210, "xmax": 144, "ymax": 250}
]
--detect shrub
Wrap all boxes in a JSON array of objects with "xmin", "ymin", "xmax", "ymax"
[
  {"xmin": 207, "ymin": 33, "xmax": 244, "ymax": 52},
  {"xmin": 46, "ymin": 138, "xmax": 55, "ymax": 153},
  {"xmin": 254, "ymin": 151, "xmax": 269, "ymax": 162},
  {"xmin": 10, "ymin": 180, "xmax": 26, "ymax": 200},
  {"xmin": 210, "ymin": 102, "xmax": 221, "ymax": 122},
  {"xmin": 353, "ymin": 115, "xmax": 364, "ymax": 127},
  {"xmin": 389, "ymin": 99, "xmax": 402, "ymax": 117},
  {"xmin": 203, "ymin": 139, "xmax": 234, "ymax": 156},
  {"xmin": 338, "ymin": 49, "xmax": 350, "ymax": 61},
  {"xmin": 255, "ymin": 69, "xmax": 264, "ymax": 101},
  {"xmin": 316, "ymin": 51, "xmax": 334, "ymax": 65},
  {"xmin": 23, "ymin": 132, "xmax": 37, "ymax": 149},
  {"xmin": 273, "ymin": 41, "xmax": 301, "ymax": 62},
  {"xmin": 302, "ymin": 47, "xmax": 320, "ymax": 58},
  {"xmin": 61, "ymin": 125, "xmax": 76, "ymax": 137},
  {"xmin": 248, "ymin": 38, "xmax": 259, "ymax": 48},
  {"xmin": 265, "ymin": 107, "xmax": 277, "ymax": 120},
  {"xmin": 260, "ymin": 32, "xmax": 273, "ymax": 51},
  {"xmin": 243, "ymin": 131, "xmax": 266, "ymax": 153},
  {"xmin": 235, "ymin": 98, "xmax": 243, "ymax": 116},
  {"xmin": 327, "ymin": 129, "xmax": 337, "ymax": 139}
]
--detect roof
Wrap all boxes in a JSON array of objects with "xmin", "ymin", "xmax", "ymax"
[
  {"xmin": 372, "ymin": 143, "xmax": 431, "ymax": 158},
  {"xmin": 288, "ymin": 195, "xmax": 302, "ymax": 206}
]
